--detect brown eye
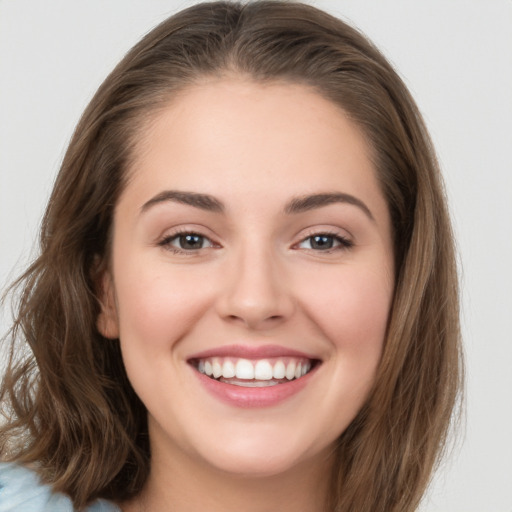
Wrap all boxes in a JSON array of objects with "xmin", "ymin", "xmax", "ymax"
[
  {"xmin": 159, "ymin": 232, "xmax": 215, "ymax": 252},
  {"xmin": 310, "ymin": 235, "xmax": 334, "ymax": 250},
  {"xmin": 176, "ymin": 234, "xmax": 205, "ymax": 250}
]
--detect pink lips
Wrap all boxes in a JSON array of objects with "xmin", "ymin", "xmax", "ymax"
[
  {"xmin": 187, "ymin": 344, "xmax": 320, "ymax": 408},
  {"xmin": 188, "ymin": 344, "xmax": 318, "ymax": 360}
]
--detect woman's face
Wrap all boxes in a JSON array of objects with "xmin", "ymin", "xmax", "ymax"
[{"xmin": 99, "ymin": 79, "xmax": 394, "ymax": 478}]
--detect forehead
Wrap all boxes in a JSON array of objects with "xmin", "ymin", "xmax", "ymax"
[{"xmin": 122, "ymin": 78, "xmax": 384, "ymax": 218}]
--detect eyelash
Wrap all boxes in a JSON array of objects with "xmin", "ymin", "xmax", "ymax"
[
  {"xmin": 157, "ymin": 230, "xmax": 353, "ymax": 255},
  {"xmin": 157, "ymin": 229, "xmax": 216, "ymax": 255},
  {"xmin": 295, "ymin": 231, "xmax": 353, "ymax": 253}
]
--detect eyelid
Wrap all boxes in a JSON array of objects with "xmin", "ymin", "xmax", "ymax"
[
  {"xmin": 168, "ymin": 233, "xmax": 214, "ymax": 248},
  {"xmin": 156, "ymin": 226, "xmax": 221, "ymax": 254},
  {"xmin": 292, "ymin": 227, "xmax": 354, "ymax": 252},
  {"xmin": 156, "ymin": 224, "xmax": 218, "ymax": 242}
]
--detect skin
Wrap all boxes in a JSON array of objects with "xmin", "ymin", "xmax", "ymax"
[{"xmin": 98, "ymin": 78, "xmax": 395, "ymax": 512}]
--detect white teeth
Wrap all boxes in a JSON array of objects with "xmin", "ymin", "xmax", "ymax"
[
  {"xmin": 285, "ymin": 362, "xmax": 296, "ymax": 380},
  {"xmin": 273, "ymin": 360, "xmax": 286, "ymax": 379},
  {"xmin": 196, "ymin": 356, "xmax": 315, "ymax": 381},
  {"xmin": 212, "ymin": 358, "xmax": 222, "ymax": 378},
  {"xmin": 254, "ymin": 360, "xmax": 273, "ymax": 380},
  {"xmin": 222, "ymin": 360, "xmax": 235, "ymax": 378},
  {"xmin": 235, "ymin": 359, "xmax": 255, "ymax": 380}
]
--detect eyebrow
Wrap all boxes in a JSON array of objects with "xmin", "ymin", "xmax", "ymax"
[
  {"xmin": 141, "ymin": 190, "xmax": 224, "ymax": 214},
  {"xmin": 284, "ymin": 193, "xmax": 374, "ymax": 220},
  {"xmin": 140, "ymin": 190, "xmax": 373, "ymax": 220}
]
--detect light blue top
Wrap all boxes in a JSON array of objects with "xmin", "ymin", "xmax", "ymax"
[{"xmin": 0, "ymin": 463, "xmax": 120, "ymax": 512}]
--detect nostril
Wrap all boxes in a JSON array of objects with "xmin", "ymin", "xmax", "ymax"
[
  {"xmin": 225, "ymin": 313, "xmax": 284, "ymax": 328},
  {"xmin": 216, "ymin": 278, "xmax": 295, "ymax": 329}
]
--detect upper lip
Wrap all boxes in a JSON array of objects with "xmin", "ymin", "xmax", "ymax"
[{"xmin": 187, "ymin": 344, "xmax": 319, "ymax": 361}]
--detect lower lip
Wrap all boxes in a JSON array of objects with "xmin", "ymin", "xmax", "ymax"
[{"xmin": 191, "ymin": 366, "xmax": 318, "ymax": 408}]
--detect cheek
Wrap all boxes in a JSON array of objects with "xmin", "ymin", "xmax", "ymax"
[
  {"xmin": 299, "ymin": 263, "xmax": 393, "ymax": 357},
  {"xmin": 113, "ymin": 255, "xmax": 215, "ymax": 352}
]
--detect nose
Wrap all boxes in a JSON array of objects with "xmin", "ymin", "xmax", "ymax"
[{"xmin": 216, "ymin": 245, "xmax": 295, "ymax": 330}]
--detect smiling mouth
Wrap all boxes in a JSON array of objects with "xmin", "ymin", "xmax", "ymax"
[{"xmin": 190, "ymin": 356, "xmax": 320, "ymax": 387}]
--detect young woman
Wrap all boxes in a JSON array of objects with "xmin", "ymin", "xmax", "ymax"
[{"xmin": 0, "ymin": 2, "xmax": 462, "ymax": 511}]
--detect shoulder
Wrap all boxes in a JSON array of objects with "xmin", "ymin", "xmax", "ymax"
[
  {"xmin": 0, "ymin": 463, "xmax": 120, "ymax": 512},
  {"xmin": 0, "ymin": 462, "xmax": 72, "ymax": 512}
]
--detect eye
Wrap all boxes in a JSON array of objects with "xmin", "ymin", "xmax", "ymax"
[
  {"xmin": 297, "ymin": 233, "xmax": 352, "ymax": 251},
  {"xmin": 159, "ymin": 232, "xmax": 215, "ymax": 252}
]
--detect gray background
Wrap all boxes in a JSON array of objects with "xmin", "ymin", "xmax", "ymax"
[{"xmin": 1, "ymin": 1, "xmax": 511, "ymax": 510}]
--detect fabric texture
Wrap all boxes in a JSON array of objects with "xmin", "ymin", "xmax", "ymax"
[{"xmin": 0, "ymin": 463, "xmax": 120, "ymax": 512}]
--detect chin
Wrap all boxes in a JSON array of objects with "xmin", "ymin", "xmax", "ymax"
[
  {"xmin": 189, "ymin": 424, "xmax": 331, "ymax": 479},
  {"xmin": 205, "ymin": 449, "xmax": 314, "ymax": 479}
]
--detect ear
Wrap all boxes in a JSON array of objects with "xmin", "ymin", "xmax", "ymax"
[{"xmin": 96, "ymin": 269, "xmax": 120, "ymax": 339}]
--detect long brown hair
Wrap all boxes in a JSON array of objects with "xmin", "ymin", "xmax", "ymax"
[{"xmin": 0, "ymin": 2, "xmax": 462, "ymax": 510}]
